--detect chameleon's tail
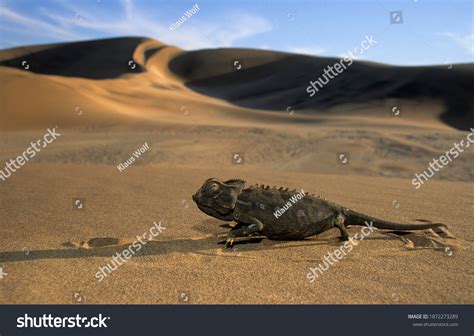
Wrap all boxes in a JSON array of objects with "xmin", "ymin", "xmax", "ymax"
[{"xmin": 345, "ymin": 209, "xmax": 448, "ymax": 231}]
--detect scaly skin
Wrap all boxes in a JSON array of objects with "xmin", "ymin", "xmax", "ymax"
[{"xmin": 192, "ymin": 178, "xmax": 449, "ymax": 247}]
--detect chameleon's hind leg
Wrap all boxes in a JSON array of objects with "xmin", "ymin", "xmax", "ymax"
[
  {"xmin": 334, "ymin": 213, "xmax": 349, "ymax": 241},
  {"xmin": 224, "ymin": 218, "xmax": 264, "ymax": 248}
]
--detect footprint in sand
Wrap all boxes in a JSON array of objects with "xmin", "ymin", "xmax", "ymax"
[
  {"xmin": 63, "ymin": 237, "xmax": 135, "ymax": 249},
  {"xmin": 384, "ymin": 227, "xmax": 458, "ymax": 252}
]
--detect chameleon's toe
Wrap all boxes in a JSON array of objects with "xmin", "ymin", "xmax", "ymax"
[{"xmin": 225, "ymin": 238, "xmax": 234, "ymax": 248}]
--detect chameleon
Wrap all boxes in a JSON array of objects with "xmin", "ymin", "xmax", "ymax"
[{"xmin": 192, "ymin": 178, "xmax": 449, "ymax": 247}]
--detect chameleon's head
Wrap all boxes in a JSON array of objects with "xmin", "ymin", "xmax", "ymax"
[{"xmin": 192, "ymin": 178, "xmax": 246, "ymax": 221}]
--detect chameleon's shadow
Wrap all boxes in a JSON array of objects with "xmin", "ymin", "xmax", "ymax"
[
  {"xmin": 0, "ymin": 235, "xmax": 282, "ymax": 263},
  {"xmin": 0, "ymin": 230, "xmax": 400, "ymax": 264},
  {"xmin": 0, "ymin": 236, "xmax": 220, "ymax": 263}
]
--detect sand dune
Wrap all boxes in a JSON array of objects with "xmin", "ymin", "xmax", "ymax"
[
  {"xmin": 1, "ymin": 37, "xmax": 473, "ymax": 131},
  {"xmin": 170, "ymin": 48, "xmax": 473, "ymax": 128},
  {"xmin": 0, "ymin": 37, "xmax": 472, "ymax": 304}
]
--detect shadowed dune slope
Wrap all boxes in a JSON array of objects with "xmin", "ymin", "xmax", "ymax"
[
  {"xmin": 0, "ymin": 37, "xmax": 154, "ymax": 79},
  {"xmin": 169, "ymin": 49, "xmax": 474, "ymax": 130}
]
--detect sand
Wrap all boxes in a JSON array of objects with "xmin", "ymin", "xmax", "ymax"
[{"xmin": 0, "ymin": 37, "xmax": 472, "ymax": 304}]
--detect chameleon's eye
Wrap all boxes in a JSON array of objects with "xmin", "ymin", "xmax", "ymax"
[{"xmin": 209, "ymin": 183, "xmax": 219, "ymax": 192}]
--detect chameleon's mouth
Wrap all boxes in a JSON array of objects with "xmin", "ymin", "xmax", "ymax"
[
  {"xmin": 197, "ymin": 202, "xmax": 227, "ymax": 215},
  {"xmin": 193, "ymin": 198, "xmax": 234, "ymax": 221}
]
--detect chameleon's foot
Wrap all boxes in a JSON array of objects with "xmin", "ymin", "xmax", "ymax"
[
  {"xmin": 339, "ymin": 235, "xmax": 349, "ymax": 241},
  {"xmin": 225, "ymin": 237, "xmax": 234, "ymax": 248},
  {"xmin": 217, "ymin": 232, "xmax": 236, "ymax": 247},
  {"xmin": 219, "ymin": 221, "xmax": 264, "ymax": 248}
]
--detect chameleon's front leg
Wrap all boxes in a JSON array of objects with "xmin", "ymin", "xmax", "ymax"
[{"xmin": 224, "ymin": 217, "xmax": 264, "ymax": 248}]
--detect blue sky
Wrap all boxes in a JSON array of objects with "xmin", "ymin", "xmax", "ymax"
[{"xmin": 0, "ymin": 0, "xmax": 472, "ymax": 65}]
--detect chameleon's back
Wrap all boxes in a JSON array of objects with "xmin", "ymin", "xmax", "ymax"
[{"xmin": 234, "ymin": 185, "xmax": 338, "ymax": 240}]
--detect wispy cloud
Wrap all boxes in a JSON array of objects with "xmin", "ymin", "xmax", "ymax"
[
  {"xmin": 288, "ymin": 46, "xmax": 327, "ymax": 56},
  {"xmin": 0, "ymin": 1, "xmax": 272, "ymax": 49},
  {"xmin": 0, "ymin": 4, "xmax": 83, "ymax": 41},
  {"xmin": 122, "ymin": 0, "xmax": 133, "ymax": 20},
  {"xmin": 438, "ymin": 32, "xmax": 474, "ymax": 55}
]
